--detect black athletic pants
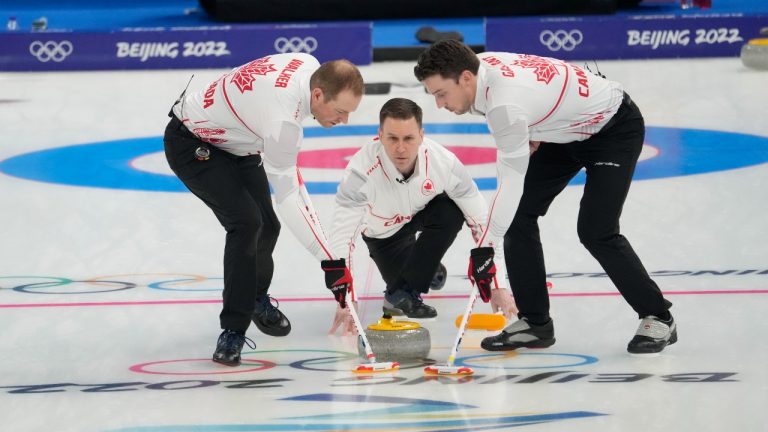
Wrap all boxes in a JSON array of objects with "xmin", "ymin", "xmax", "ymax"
[
  {"xmin": 164, "ymin": 116, "xmax": 281, "ymax": 332},
  {"xmin": 505, "ymin": 93, "xmax": 672, "ymax": 324},
  {"xmin": 363, "ymin": 193, "xmax": 464, "ymax": 295}
]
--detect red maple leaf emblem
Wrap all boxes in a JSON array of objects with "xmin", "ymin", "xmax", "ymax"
[
  {"xmin": 193, "ymin": 127, "xmax": 226, "ymax": 137},
  {"xmin": 192, "ymin": 127, "xmax": 227, "ymax": 144},
  {"xmin": 422, "ymin": 179, "xmax": 435, "ymax": 195},
  {"xmin": 511, "ymin": 55, "xmax": 559, "ymax": 85},
  {"xmin": 230, "ymin": 57, "xmax": 277, "ymax": 94}
]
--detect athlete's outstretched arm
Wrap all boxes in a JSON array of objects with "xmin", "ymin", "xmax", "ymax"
[{"xmin": 263, "ymin": 120, "xmax": 335, "ymax": 261}]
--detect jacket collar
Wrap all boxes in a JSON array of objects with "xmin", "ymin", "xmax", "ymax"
[{"xmin": 469, "ymin": 66, "xmax": 488, "ymax": 116}]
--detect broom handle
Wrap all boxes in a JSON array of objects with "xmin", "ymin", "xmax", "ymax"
[
  {"xmin": 447, "ymin": 284, "xmax": 479, "ymax": 367},
  {"xmin": 346, "ymin": 292, "xmax": 379, "ymax": 363},
  {"xmin": 446, "ymin": 225, "xmax": 500, "ymax": 364},
  {"xmin": 447, "ymin": 230, "xmax": 499, "ymax": 361},
  {"xmin": 447, "ymin": 231, "xmax": 494, "ymax": 365},
  {"xmin": 296, "ymin": 168, "xmax": 378, "ymax": 364}
]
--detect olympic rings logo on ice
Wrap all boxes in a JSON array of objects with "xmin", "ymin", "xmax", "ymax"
[
  {"xmin": 539, "ymin": 30, "xmax": 583, "ymax": 52},
  {"xmin": 0, "ymin": 274, "xmax": 223, "ymax": 294},
  {"xmin": 274, "ymin": 36, "xmax": 318, "ymax": 54},
  {"xmin": 29, "ymin": 40, "xmax": 74, "ymax": 62}
]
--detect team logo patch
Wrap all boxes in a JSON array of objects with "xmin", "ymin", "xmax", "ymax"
[
  {"xmin": 511, "ymin": 55, "xmax": 560, "ymax": 85},
  {"xmin": 192, "ymin": 128, "xmax": 227, "ymax": 144},
  {"xmin": 231, "ymin": 57, "xmax": 278, "ymax": 93},
  {"xmin": 422, "ymin": 178, "xmax": 436, "ymax": 196}
]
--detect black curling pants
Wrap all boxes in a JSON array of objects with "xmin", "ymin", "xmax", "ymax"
[
  {"xmin": 363, "ymin": 193, "xmax": 464, "ymax": 295},
  {"xmin": 504, "ymin": 93, "xmax": 672, "ymax": 324},
  {"xmin": 164, "ymin": 116, "xmax": 281, "ymax": 332}
]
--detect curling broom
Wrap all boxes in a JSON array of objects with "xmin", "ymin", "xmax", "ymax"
[
  {"xmin": 296, "ymin": 168, "xmax": 399, "ymax": 373},
  {"xmin": 424, "ymin": 283, "xmax": 478, "ymax": 376}
]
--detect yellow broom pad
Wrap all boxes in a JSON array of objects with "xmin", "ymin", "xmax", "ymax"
[{"xmin": 455, "ymin": 313, "xmax": 506, "ymax": 331}]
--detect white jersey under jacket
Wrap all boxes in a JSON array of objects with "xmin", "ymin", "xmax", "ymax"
[
  {"xmin": 471, "ymin": 52, "xmax": 625, "ymax": 249},
  {"xmin": 172, "ymin": 53, "xmax": 335, "ymax": 261},
  {"xmin": 329, "ymin": 136, "xmax": 508, "ymax": 286}
]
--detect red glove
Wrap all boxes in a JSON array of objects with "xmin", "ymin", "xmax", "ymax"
[
  {"xmin": 321, "ymin": 258, "xmax": 353, "ymax": 308},
  {"xmin": 468, "ymin": 247, "xmax": 496, "ymax": 303}
]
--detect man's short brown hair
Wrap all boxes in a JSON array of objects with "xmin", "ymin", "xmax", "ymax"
[
  {"xmin": 310, "ymin": 59, "xmax": 364, "ymax": 101},
  {"xmin": 379, "ymin": 98, "xmax": 423, "ymax": 128},
  {"xmin": 414, "ymin": 40, "xmax": 480, "ymax": 83}
]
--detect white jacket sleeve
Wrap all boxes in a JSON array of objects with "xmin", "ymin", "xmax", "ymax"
[
  {"xmin": 477, "ymin": 105, "xmax": 530, "ymax": 251},
  {"xmin": 263, "ymin": 120, "xmax": 335, "ymax": 261},
  {"xmin": 444, "ymin": 150, "xmax": 509, "ymax": 290},
  {"xmin": 329, "ymin": 167, "xmax": 368, "ymax": 269},
  {"xmin": 443, "ymin": 153, "xmax": 488, "ymax": 245}
]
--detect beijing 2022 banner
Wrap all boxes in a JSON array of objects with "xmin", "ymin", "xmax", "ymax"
[
  {"xmin": 0, "ymin": 22, "xmax": 372, "ymax": 71},
  {"xmin": 486, "ymin": 14, "xmax": 767, "ymax": 60}
]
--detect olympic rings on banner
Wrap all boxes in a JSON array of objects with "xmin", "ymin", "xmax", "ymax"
[
  {"xmin": 274, "ymin": 36, "xmax": 318, "ymax": 54},
  {"xmin": 29, "ymin": 40, "xmax": 74, "ymax": 62},
  {"xmin": 539, "ymin": 30, "xmax": 584, "ymax": 52},
  {"xmin": 456, "ymin": 352, "xmax": 598, "ymax": 370}
]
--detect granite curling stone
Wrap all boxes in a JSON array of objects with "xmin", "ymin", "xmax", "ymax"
[
  {"xmin": 357, "ymin": 317, "xmax": 431, "ymax": 362},
  {"xmin": 741, "ymin": 38, "xmax": 768, "ymax": 70}
]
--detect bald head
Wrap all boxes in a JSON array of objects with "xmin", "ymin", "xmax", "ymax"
[{"xmin": 310, "ymin": 59, "xmax": 364, "ymax": 102}]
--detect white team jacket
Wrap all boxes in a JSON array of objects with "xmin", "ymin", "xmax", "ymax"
[
  {"xmin": 329, "ymin": 136, "xmax": 508, "ymax": 287},
  {"xmin": 172, "ymin": 53, "xmax": 335, "ymax": 261},
  {"xmin": 471, "ymin": 52, "xmax": 625, "ymax": 249}
]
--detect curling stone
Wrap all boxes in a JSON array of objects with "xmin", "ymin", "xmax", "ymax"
[
  {"xmin": 740, "ymin": 38, "xmax": 768, "ymax": 70},
  {"xmin": 357, "ymin": 316, "xmax": 430, "ymax": 362}
]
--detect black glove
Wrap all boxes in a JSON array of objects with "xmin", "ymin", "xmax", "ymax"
[
  {"xmin": 321, "ymin": 258, "xmax": 353, "ymax": 308},
  {"xmin": 468, "ymin": 247, "xmax": 496, "ymax": 303}
]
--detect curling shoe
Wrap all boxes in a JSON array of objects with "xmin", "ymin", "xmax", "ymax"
[
  {"xmin": 429, "ymin": 263, "xmax": 447, "ymax": 291},
  {"xmin": 212, "ymin": 330, "xmax": 255, "ymax": 366},
  {"xmin": 383, "ymin": 289, "xmax": 437, "ymax": 319},
  {"xmin": 253, "ymin": 295, "xmax": 291, "ymax": 337},
  {"xmin": 627, "ymin": 315, "xmax": 677, "ymax": 354},
  {"xmin": 481, "ymin": 317, "xmax": 555, "ymax": 351}
]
